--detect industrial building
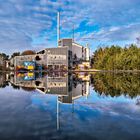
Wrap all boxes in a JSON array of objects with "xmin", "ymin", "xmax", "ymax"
[
  {"xmin": 9, "ymin": 12, "xmax": 90, "ymax": 71},
  {"xmin": 58, "ymin": 38, "xmax": 90, "ymax": 69},
  {"xmin": 9, "ymin": 38, "xmax": 90, "ymax": 71},
  {"xmin": 37, "ymin": 47, "xmax": 69, "ymax": 70},
  {"xmin": 36, "ymin": 38, "xmax": 90, "ymax": 70},
  {"xmin": 58, "ymin": 39, "xmax": 90, "ymax": 61}
]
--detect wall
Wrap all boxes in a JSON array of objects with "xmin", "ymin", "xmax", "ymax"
[
  {"xmin": 45, "ymin": 47, "xmax": 68, "ymax": 69},
  {"xmin": 72, "ymin": 43, "xmax": 83, "ymax": 60}
]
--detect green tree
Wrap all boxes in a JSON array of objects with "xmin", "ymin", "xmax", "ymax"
[
  {"xmin": 11, "ymin": 52, "xmax": 20, "ymax": 58},
  {"xmin": 91, "ymin": 44, "xmax": 140, "ymax": 70}
]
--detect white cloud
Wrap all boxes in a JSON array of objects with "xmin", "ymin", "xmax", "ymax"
[
  {"xmin": 0, "ymin": 0, "xmax": 140, "ymax": 54},
  {"xmin": 80, "ymin": 23, "xmax": 140, "ymax": 43}
]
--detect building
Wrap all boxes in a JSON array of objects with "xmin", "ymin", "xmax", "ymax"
[
  {"xmin": 37, "ymin": 47, "xmax": 69, "ymax": 70},
  {"xmin": 36, "ymin": 38, "xmax": 90, "ymax": 70},
  {"xmin": 8, "ymin": 11, "xmax": 90, "ymax": 71},
  {"xmin": 9, "ymin": 39, "xmax": 90, "ymax": 71},
  {"xmin": 10, "ymin": 53, "xmax": 49, "ymax": 71},
  {"xmin": 58, "ymin": 39, "xmax": 90, "ymax": 59},
  {"xmin": 9, "ymin": 46, "xmax": 70, "ymax": 71},
  {"xmin": 58, "ymin": 38, "xmax": 90, "ymax": 69}
]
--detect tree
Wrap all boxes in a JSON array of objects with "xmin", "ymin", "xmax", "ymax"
[
  {"xmin": 11, "ymin": 52, "xmax": 20, "ymax": 58},
  {"xmin": 0, "ymin": 53, "xmax": 9, "ymax": 60},
  {"xmin": 21, "ymin": 50, "xmax": 36, "ymax": 55},
  {"xmin": 91, "ymin": 44, "xmax": 140, "ymax": 70}
]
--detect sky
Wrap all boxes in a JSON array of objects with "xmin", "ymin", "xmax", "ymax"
[{"xmin": 0, "ymin": 0, "xmax": 140, "ymax": 54}]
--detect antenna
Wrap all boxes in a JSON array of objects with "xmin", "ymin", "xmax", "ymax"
[
  {"xmin": 72, "ymin": 24, "xmax": 75, "ymax": 42},
  {"xmin": 57, "ymin": 12, "xmax": 60, "ymax": 46}
]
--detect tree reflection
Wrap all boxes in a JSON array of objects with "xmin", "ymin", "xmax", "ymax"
[
  {"xmin": 0, "ymin": 73, "xmax": 8, "ymax": 88},
  {"xmin": 1, "ymin": 72, "xmax": 140, "ymax": 99},
  {"xmin": 91, "ymin": 73, "xmax": 140, "ymax": 98},
  {"xmin": 10, "ymin": 83, "xmax": 20, "ymax": 90}
]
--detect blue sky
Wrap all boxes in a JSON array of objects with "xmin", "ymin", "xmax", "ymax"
[{"xmin": 0, "ymin": 0, "xmax": 140, "ymax": 54}]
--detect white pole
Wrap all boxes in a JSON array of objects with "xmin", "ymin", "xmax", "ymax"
[
  {"xmin": 57, "ymin": 96, "xmax": 60, "ymax": 130},
  {"xmin": 73, "ymin": 24, "xmax": 75, "ymax": 42},
  {"xmin": 57, "ymin": 12, "xmax": 60, "ymax": 46}
]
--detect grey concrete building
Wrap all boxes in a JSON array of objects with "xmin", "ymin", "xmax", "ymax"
[
  {"xmin": 58, "ymin": 38, "xmax": 90, "ymax": 69},
  {"xmin": 9, "ymin": 38, "xmax": 90, "ymax": 71},
  {"xmin": 37, "ymin": 47, "xmax": 69, "ymax": 70},
  {"xmin": 10, "ymin": 54, "xmax": 47, "ymax": 70},
  {"xmin": 58, "ymin": 38, "xmax": 90, "ymax": 60}
]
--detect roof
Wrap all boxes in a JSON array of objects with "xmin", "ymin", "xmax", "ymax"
[{"xmin": 72, "ymin": 42, "xmax": 84, "ymax": 48}]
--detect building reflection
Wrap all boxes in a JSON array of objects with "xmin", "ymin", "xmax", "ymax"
[
  {"xmin": 3, "ymin": 72, "xmax": 90, "ymax": 130},
  {"xmin": 2, "ymin": 72, "xmax": 140, "ymax": 130},
  {"xmin": 9, "ymin": 72, "xmax": 90, "ymax": 104}
]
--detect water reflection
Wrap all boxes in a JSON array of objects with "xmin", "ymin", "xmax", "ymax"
[
  {"xmin": 6, "ymin": 72, "xmax": 90, "ymax": 104},
  {"xmin": 0, "ymin": 72, "xmax": 140, "ymax": 140},
  {"xmin": 91, "ymin": 73, "xmax": 140, "ymax": 98},
  {"xmin": 1, "ymin": 72, "xmax": 140, "ymax": 99}
]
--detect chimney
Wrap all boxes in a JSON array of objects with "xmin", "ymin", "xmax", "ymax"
[{"xmin": 57, "ymin": 12, "xmax": 60, "ymax": 46}]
